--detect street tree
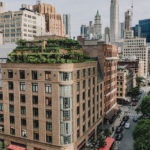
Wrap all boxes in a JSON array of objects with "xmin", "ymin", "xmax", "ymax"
[
  {"xmin": 133, "ymin": 119, "xmax": 150, "ymax": 150},
  {"xmin": 129, "ymin": 87, "xmax": 140, "ymax": 98},
  {"xmin": 136, "ymin": 77, "xmax": 144, "ymax": 87},
  {"xmin": 0, "ymin": 141, "xmax": 6, "ymax": 150},
  {"xmin": 136, "ymin": 95, "xmax": 150, "ymax": 118},
  {"xmin": 97, "ymin": 135, "xmax": 106, "ymax": 148},
  {"xmin": 103, "ymin": 128, "xmax": 111, "ymax": 137}
]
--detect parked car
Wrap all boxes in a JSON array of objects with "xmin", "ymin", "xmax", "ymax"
[
  {"xmin": 133, "ymin": 116, "xmax": 138, "ymax": 122},
  {"xmin": 132, "ymin": 102, "xmax": 137, "ymax": 106},
  {"xmin": 125, "ymin": 123, "xmax": 130, "ymax": 129},
  {"xmin": 116, "ymin": 126, "xmax": 123, "ymax": 133},
  {"xmin": 120, "ymin": 121, "xmax": 125, "ymax": 126},
  {"xmin": 115, "ymin": 133, "xmax": 123, "ymax": 141},
  {"xmin": 123, "ymin": 116, "xmax": 129, "ymax": 122}
]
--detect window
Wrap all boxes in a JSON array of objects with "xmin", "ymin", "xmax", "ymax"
[
  {"xmin": 33, "ymin": 132, "xmax": 39, "ymax": 140},
  {"xmin": 63, "ymin": 110, "xmax": 70, "ymax": 121},
  {"xmin": 83, "ymin": 114, "xmax": 85, "ymax": 122},
  {"xmin": 77, "ymin": 129, "xmax": 80, "ymax": 138},
  {"xmin": 9, "ymin": 105, "xmax": 14, "ymax": 113},
  {"xmin": 93, "ymin": 117, "xmax": 95, "ymax": 123},
  {"xmin": 32, "ymin": 83, "xmax": 38, "ymax": 92},
  {"xmin": 82, "ymin": 92, "xmax": 85, "ymax": 100},
  {"xmin": 46, "ymin": 97, "xmax": 52, "ymax": 106},
  {"xmin": 10, "ymin": 116, "xmax": 15, "ymax": 124},
  {"xmin": 20, "ymin": 94, "xmax": 25, "ymax": 103},
  {"xmin": 0, "ymin": 114, "xmax": 3, "ymax": 122},
  {"xmin": 46, "ymin": 110, "xmax": 52, "ymax": 119},
  {"xmin": 77, "ymin": 118, "xmax": 80, "ymax": 126},
  {"xmin": 33, "ymin": 108, "xmax": 38, "ymax": 117},
  {"xmin": 33, "ymin": 96, "xmax": 38, "ymax": 104},
  {"xmin": 46, "ymin": 122, "xmax": 52, "ymax": 131},
  {"xmin": 8, "ymin": 82, "xmax": 13, "ymax": 90},
  {"xmin": 83, "ymin": 80, "xmax": 86, "ymax": 88},
  {"xmin": 9, "ymin": 93, "xmax": 14, "ymax": 101},
  {"xmin": 45, "ymin": 84, "xmax": 52, "ymax": 93},
  {"xmin": 32, "ymin": 71, "xmax": 38, "ymax": 80},
  {"xmin": 88, "ymin": 89, "xmax": 90, "ymax": 97},
  {"xmin": 0, "ymin": 103, "xmax": 3, "ymax": 111},
  {"xmin": 60, "ymin": 72, "xmax": 72, "ymax": 81},
  {"xmin": 20, "ymin": 82, "xmax": 25, "ymax": 91},
  {"xmin": 76, "ymin": 82, "xmax": 80, "ymax": 91},
  {"xmin": 33, "ymin": 120, "xmax": 39, "ymax": 128},
  {"xmin": 88, "ymin": 100, "xmax": 90, "ymax": 108},
  {"xmin": 88, "ymin": 110, "xmax": 91, "ymax": 117},
  {"xmin": 8, "ymin": 70, "xmax": 13, "ymax": 78},
  {"xmin": 64, "ymin": 136, "xmax": 71, "ymax": 144},
  {"xmin": 0, "ymin": 92, "xmax": 3, "ymax": 100},
  {"xmin": 21, "ymin": 118, "xmax": 26, "ymax": 126},
  {"xmin": 93, "ymin": 67, "xmax": 95, "ymax": 74},
  {"xmin": 77, "ymin": 106, "xmax": 80, "ymax": 115},
  {"xmin": 45, "ymin": 71, "xmax": 51, "ymax": 80},
  {"xmin": 88, "ymin": 68, "xmax": 91, "ymax": 76},
  {"xmin": 88, "ymin": 120, "xmax": 91, "ymax": 128},
  {"xmin": 63, "ymin": 97, "xmax": 70, "ymax": 109},
  {"xmin": 82, "ymin": 103, "xmax": 85, "ymax": 111},
  {"xmin": 21, "ymin": 106, "xmax": 26, "ymax": 115},
  {"xmin": 93, "ymin": 77, "xmax": 95, "ymax": 85},
  {"xmin": 20, "ymin": 70, "xmax": 25, "ymax": 79},
  {"xmin": 10, "ymin": 128, "xmax": 15, "ymax": 135},
  {"xmin": 88, "ymin": 79, "xmax": 91, "ymax": 87},
  {"xmin": 77, "ymin": 94, "xmax": 80, "ymax": 103},
  {"xmin": 83, "ymin": 125, "xmax": 86, "ymax": 133},
  {"xmin": 76, "ymin": 70, "xmax": 80, "ymax": 79},
  {"xmin": 83, "ymin": 69, "xmax": 86, "ymax": 77},
  {"xmin": 46, "ymin": 135, "xmax": 52, "ymax": 143}
]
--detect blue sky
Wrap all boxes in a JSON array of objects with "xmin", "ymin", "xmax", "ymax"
[{"xmin": 3, "ymin": 0, "xmax": 150, "ymax": 37}]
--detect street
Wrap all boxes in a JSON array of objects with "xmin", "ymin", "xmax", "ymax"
[{"xmin": 116, "ymin": 86, "xmax": 150, "ymax": 150}]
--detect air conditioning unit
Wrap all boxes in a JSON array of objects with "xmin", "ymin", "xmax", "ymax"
[{"xmin": 22, "ymin": 130, "xmax": 27, "ymax": 137}]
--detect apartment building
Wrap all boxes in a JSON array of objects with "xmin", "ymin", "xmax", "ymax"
[
  {"xmin": 0, "ymin": 5, "xmax": 45, "ymax": 44},
  {"xmin": 33, "ymin": 3, "xmax": 65, "ymax": 37},
  {"xmin": 78, "ymin": 36, "xmax": 118, "ymax": 122},
  {"xmin": 0, "ymin": 39, "xmax": 104, "ymax": 150},
  {"xmin": 117, "ymin": 65, "xmax": 135, "ymax": 104},
  {"xmin": 0, "ymin": 31, "xmax": 3, "ymax": 45},
  {"xmin": 123, "ymin": 30, "xmax": 148, "ymax": 77}
]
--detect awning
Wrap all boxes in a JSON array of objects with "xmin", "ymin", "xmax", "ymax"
[
  {"xmin": 99, "ymin": 137, "xmax": 115, "ymax": 150},
  {"xmin": 8, "ymin": 144, "xmax": 26, "ymax": 150}
]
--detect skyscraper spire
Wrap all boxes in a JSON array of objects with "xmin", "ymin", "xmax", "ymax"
[{"xmin": 110, "ymin": 0, "xmax": 120, "ymax": 43}]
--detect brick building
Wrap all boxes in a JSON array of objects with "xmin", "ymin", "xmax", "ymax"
[
  {"xmin": 78, "ymin": 37, "xmax": 118, "ymax": 121},
  {"xmin": 33, "ymin": 3, "xmax": 65, "ymax": 37},
  {"xmin": 0, "ymin": 39, "xmax": 104, "ymax": 150}
]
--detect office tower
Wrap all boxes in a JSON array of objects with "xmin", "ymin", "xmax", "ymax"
[
  {"xmin": 63, "ymin": 14, "xmax": 71, "ymax": 38},
  {"xmin": 0, "ymin": 38, "xmax": 104, "ymax": 150},
  {"xmin": 0, "ymin": 5, "xmax": 45, "ymax": 44},
  {"xmin": 123, "ymin": 30, "xmax": 148, "ymax": 77},
  {"xmin": 124, "ymin": 9, "xmax": 133, "ymax": 31},
  {"xmin": 120, "ymin": 23, "xmax": 124, "ymax": 39},
  {"xmin": 104, "ymin": 27, "xmax": 110, "ymax": 44},
  {"xmin": 133, "ymin": 19, "xmax": 150, "ymax": 43},
  {"xmin": 0, "ymin": 1, "xmax": 5, "ymax": 13},
  {"xmin": 110, "ymin": 0, "xmax": 120, "ymax": 43},
  {"xmin": 33, "ymin": 3, "xmax": 65, "ymax": 37},
  {"xmin": 80, "ymin": 25, "xmax": 88, "ymax": 38}
]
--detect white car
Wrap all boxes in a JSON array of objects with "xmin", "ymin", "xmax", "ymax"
[{"xmin": 125, "ymin": 123, "xmax": 130, "ymax": 129}]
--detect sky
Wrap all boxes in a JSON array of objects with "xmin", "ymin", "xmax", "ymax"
[{"xmin": 3, "ymin": 0, "xmax": 150, "ymax": 37}]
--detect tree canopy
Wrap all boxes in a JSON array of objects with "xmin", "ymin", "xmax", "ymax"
[
  {"xmin": 136, "ymin": 77, "xmax": 144, "ymax": 87},
  {"xmin": 133, "ymin": 119, "xmax": 150, "ymax": 150}
]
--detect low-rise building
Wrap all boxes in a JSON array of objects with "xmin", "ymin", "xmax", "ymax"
[
  {"xmin": 0, "ymin": 38, "xmax": 104, "ymax": 150},
  {"xmin": 117, "ymin": 65, "xmax": 135, "ymax": 104}
]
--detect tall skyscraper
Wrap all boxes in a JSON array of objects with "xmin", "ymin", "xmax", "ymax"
[
  {"xmin": 63, "ymin": 14, "xmax": 71, "ymax": 38},
  {"xmin": 124, "ymin": 9, "xmax": 133, "ymax": 31},
  {"xmin": 0, "ymin": 1, "xmax": 5, "ymax": 13},
  {"xmin": 110, "ymin": 0, "xmax": 119, "ymax": 43}
]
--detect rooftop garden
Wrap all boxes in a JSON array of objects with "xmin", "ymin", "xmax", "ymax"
[{"xmin": 8, "ymin": 39, "xmax": 94, "ymax": 64}]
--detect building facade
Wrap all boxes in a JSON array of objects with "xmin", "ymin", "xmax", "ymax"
[
  {"xmin": 0, "ymin": 39, "xmax": 104, "ymax": 150},
  {"xmin": 123, "ymin": 30, "xmax": 148, "ymax": 77},
  {"xmin": 0, "ymin": 31, "xmax": 3, "ymax": 45},
  {"xmin": 63, "ymin": 14, "xmax": 71, "ymax": 38},
  {"xmin": 124, "ymin": 9, "xmax": 132, "ymax": 31},
  {"xmin": 33, "ymin": 3, "xmax": 65, "ymax": 37},
  {"xmin": 0, "ymin": 6, "xmax": 45, "ymax": 44},
  {"xmin": 117, "ymin": 65, "xmax": 135, "ymax": 104},
  {"xmin": 78, "ymin": 37, "xmax": 118, "ymax": 118},
  {"xmin": 110, "ymin": 0, "xmax": 120, "ymax": 43},
  {"xmin": 0, "ymin": 1, "xmax": 5, "ymax": 14}
]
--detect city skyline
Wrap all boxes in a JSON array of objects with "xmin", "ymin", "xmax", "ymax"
[{"xmin": 2, "ymin": 0, "xmax": 150, "ymax": 37}]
